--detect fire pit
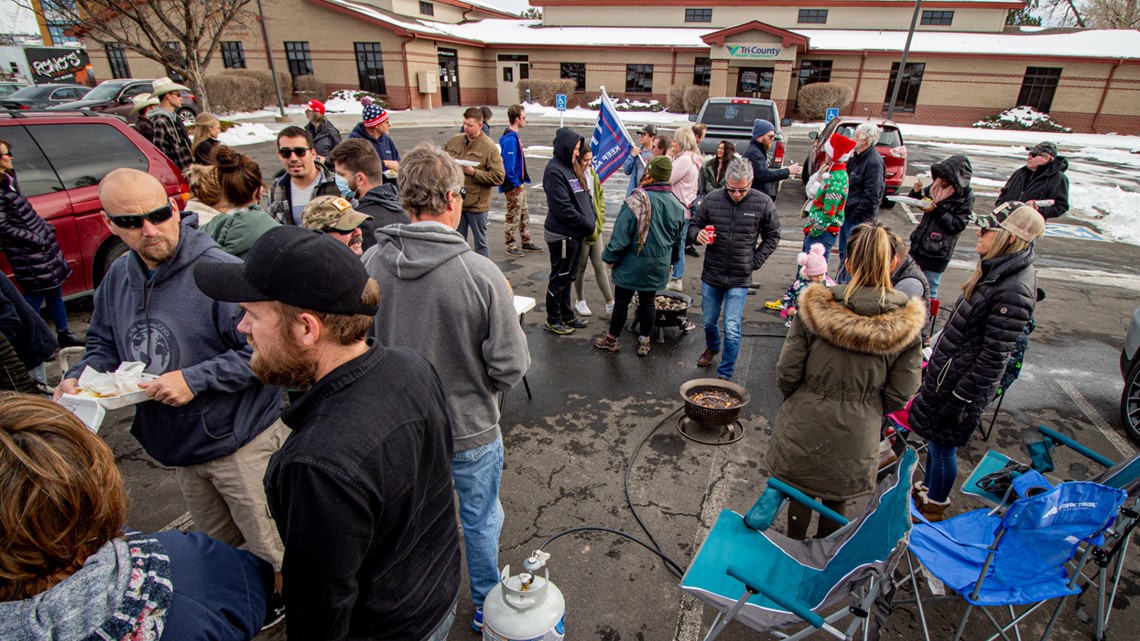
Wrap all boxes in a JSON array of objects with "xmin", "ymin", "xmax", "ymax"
[
  {"xmin": 680, "ymin": 378, "xmax": 749, "ymax": 427},
  {"xmin": 629, "ymin": 291, "xmax": 693, "ymax": 342}
]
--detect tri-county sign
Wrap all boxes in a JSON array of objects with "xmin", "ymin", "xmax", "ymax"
[{"xmin": 725, "ymin": 44, "xmax": 782, "ymax": 59}]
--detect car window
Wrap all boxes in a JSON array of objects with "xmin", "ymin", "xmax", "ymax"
[
  {"xmin": 701, "ymin": 102, "xmax": 776, "ymax": 128},
  {"xmin": 0, "ymin": 84, "xmax": 20, "ymax": 96},
  {"xmin": 50, "ymin": 87, "xmax": 83, "ymax": 101},
  {"xmin": 26, "ymin": 123, "xmax": 147, "ymax": 189},
  {"xmin": 0, "ymin": 125, "xmax": 65, "ymax": 197},
  {"xmin": 121, "ymin": 83, "xmax": 150, "ymax": 100},
  {"xmin": 10, "ymin": 86, "xmax": 49, "ymax": 99},
  {"xmin": 878, "ymin": 128, "xmax": 902, "ymax": 148},
  {"xmin": 84, "ymin": 82, "xmax": 126, "ymax": 102}
]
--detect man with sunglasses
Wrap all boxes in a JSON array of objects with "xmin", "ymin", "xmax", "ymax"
[
  {"xmin": 687, "ymin": 158, "xmax": 781, "ymax": 380},
  {"xmin": 267, "ymin": 126, "xmax": 340, "ymax": 228},
  {"xmin": 54, "ymin": 168, "xmax": 287, "ymax": 605},
  {"xmin": 995, "ymin": 141, "xmax": 1070, "ymax": 220},
  {"xmin": 301, "ymin": 195, "xmax": 373, "ymax": 257}
]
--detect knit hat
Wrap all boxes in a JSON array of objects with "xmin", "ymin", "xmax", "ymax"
[
  {"xmin": 304, "ymin": 99, "xmax": 325, "ymax": 115},
  {"xmin": 974, "ymin": 202, "xmax": 1045, "ymax": 243},
  {"xmin": 362, "ymin": 103, "xmax": 389, "ymax": 128},
  {"xmin": 646, "ymin": 155, "xmax": 672, "ymax": 182},
  {"xmin": 751, "ymin": 119, "xmax": 775, "ymax": 139},
  {"xmin": 823, "ymin": 133, "xmax": 857, "ymax": 163},
  {"xmin": 798, "ymin": 243, "xmax": 829, "ymax": 277}
]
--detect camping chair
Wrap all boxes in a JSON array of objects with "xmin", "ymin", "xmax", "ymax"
[
  {"xmin": 680, "ymin": 448, "xmax": 917, "ymax": 641},
  {"xmin": 902, "ymin": 479, "xmax": 1126, "ymax": 641}
]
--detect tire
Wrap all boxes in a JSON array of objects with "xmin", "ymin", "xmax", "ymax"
[
  {"xmin": 176, "ymin": 107, "xmax": 197, "ymax": 127},
  {"xmin": 1121, "ymin": 358, "xmax": 1140, "ymax": 446},
  {"xmin": 95, "ymin": 238, "xmax": 129, "ymax": 287}
]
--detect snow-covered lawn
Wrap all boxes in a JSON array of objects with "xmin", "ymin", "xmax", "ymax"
[
  {"xmin": 218, "ymin": 122, "xmax": 280, "ymax": 146},
  {"xmin": 522, "ymin": 102, "xmax": 689, "ymax": 125}
]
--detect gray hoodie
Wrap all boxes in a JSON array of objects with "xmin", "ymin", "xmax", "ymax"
[{"xmin": 362, "ymin": 222, "xmax": 529, "ymax": 451}]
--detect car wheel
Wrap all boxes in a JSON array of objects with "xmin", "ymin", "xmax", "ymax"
[
  {"xmin": 1122, "ymin": 359, "xmax": 1140, "ymax": 446},
  {"xmin": 176, "ymin": 107, "xmax": 197, "ymax": 127},
  {"xmin": 96, "ymin": 239, "xmax": 129, "ymax": 287}
]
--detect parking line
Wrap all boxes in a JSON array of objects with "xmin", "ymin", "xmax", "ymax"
[
  {"xmin": 1057, "ymin": 380, "xmax": 1136, "ymax": 459},
  {"xmin": 901, "ymin": 203, "xmax": 918, "ymax": 224},
  {"xmin": 161, "ymin": 511, "xmax": 193, "ymax": 532}
]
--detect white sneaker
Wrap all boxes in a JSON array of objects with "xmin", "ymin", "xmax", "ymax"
[
  {"xmin": 666, "ymin": 279, "xmax": 683, "ymax": 292},
  {"xmin": 575, "ymin": 299, "xmax": 592, "ymax": 316},
  {"xmin": 605, "ymin": 300, "xmax": 615, "ymax": 315}
]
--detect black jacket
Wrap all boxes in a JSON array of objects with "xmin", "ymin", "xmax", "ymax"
[
  {"xmin": 995, "ymin": 156, "xmax": 1069, "ymax": 219},
  {"xmin": 543, "ymin": 128, "xmax": 594, "ymax": 239},
  {"xmin": 0, "ymin": 173, "xmax": 71, "ymax": 292},
  {"xmin": 266, "ymin": 342, "xmax": 461, "ymax": 641},
  {"xmin": 0, "ymin": 272, "xmax": 56, "ymax": 368},
  {"xmin": 357, "ymin": 183, "xmax": 409, "ymax": 252},
  {"xmin": 687, "ymin": 187, "xmax": 781, "ymax": 289},
  {"xmin": 192, "ymin": 137, "xmax": 219, "ymax": 165},
  {"xmin": 909, "ymin": 249, "xmax": 1038, "ymax": 447},
  {"xmin": 306, "ymin": 120, "xmax": 343, "ymax": 160},
  {"xmin": 741, "ymin": 139, "xmax": 789, "ymax": 200},
  {"xmin": 908, "ymin": 155, "xmax": 975, "ymax": 274},
  {"xmin": 845, "ymin": 146, "xmax": 885, "ymax": 226},
  {"xmin": 891, "ymin": 254, "xmax": 932, "ymax": 341}
]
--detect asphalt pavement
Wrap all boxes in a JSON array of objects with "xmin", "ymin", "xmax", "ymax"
[{"xmin": 55, "ymin": 117, "xmax": 1140, "ymax": 641}]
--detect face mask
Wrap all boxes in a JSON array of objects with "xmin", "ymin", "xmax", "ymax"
[{"xmin": 334, "ymin": 174, "xmax": 354, "ymax": 199}]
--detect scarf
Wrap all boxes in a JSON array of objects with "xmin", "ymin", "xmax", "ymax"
[
  {"xmin": 83, "ymin": 533, "xmax": 173, "ymax": 641},
  {"xmin": 625, "ymin": 187, "xmax": 652, "ymax": 255}
]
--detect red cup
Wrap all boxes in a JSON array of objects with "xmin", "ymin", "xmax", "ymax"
[{"xmin": 704, "ymin": 225, "xmax": 715, "ymax": 244}]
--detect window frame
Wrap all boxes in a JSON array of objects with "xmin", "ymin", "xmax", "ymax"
[
  {"xmin": 162, "ymin": 41, "xmax": 185, "ymax": 83},
  {"xmin": 221, "ymin": 41, "xmax": 246, "ymax": 69},
  {"xmin": 797, "ymin": 59, "xmax": 833, "ymax": 88},
  {"xmin": 284, "ymin": 41, "xmax": 314, "ymax": 79},
  {"xmin": 106, "ymin": 43, "xmax": 130, "ymax": 79},
  {"xmin": 560, "ymin": 62, "xmax": 586, "ymax": 92},
  {"xmin": 626, "ymin": 64, "xmax": 654, "ymax": 94},
  {"xmin": 882, "ymin": 61, "xmax": 926, "ymax": 114},
  {"xmin": 354, "ymin": 42, "xmax": 387, "ymax": 95},
  {"xmin": 920, "ymin": 10, "xmax": 954, "ymax": 25},
  {"xmin": 419, "ymin": 1, "xmax": 435, "ymax": 16},
  {"xmin": 1017, "ymin": 66, "xmax": 1062, "ymax": 113},
  {"xmin": 692, "ymin": 57, "xmax": 712, "ymax": 87},
  {"xmin": 797, "ymin": 9, "xmax": 829, "ymax": 24},
  {"xmin": 684, "ymin": 8, "xmax": 713, "ymax": 23}
]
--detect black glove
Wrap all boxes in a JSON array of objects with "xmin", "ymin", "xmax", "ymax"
[{"xmin": 937, "ymin": 395, "xmax": 969, "ymax": 429}]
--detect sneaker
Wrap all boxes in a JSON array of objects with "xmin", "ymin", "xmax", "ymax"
[
  {"xmin": 605, "ymin": 300, "xmax": 615, "ymax": 315},
  {"xmin": 575, "ymin": 299, "xmax": 592, "ymax": 316},
  {"xmin": 666, "ymin": 279, "xmax": 683, "ymax": 292},
  {"xmin": 566, "ymin": 316, "xmax": 589, "ymax": 329},
  {"xmin": 544, "ymin": 321, "xmax": 574, "ymax": 335},
  {"xmin": 681, "ymin": 319, "xmax": 696, "ymax": 333},
  {"xmin": 505, "ymin": 246, "xmax": 524, "ymax": 257},
  {"xmin": 521, "ymin": 242, "xmax": 544, "ymax": 252},
  {"xmin": 594, "ymin": 334, "xmax": 620, "ymax": 352},
  {"xmin": 262, "ymin": 592, "xmax": 286, "ymax": 631},
  {"xmin": 471, "ymin": 606, "xmax": 484, "ymax": 633},
  {"xmin": 637, "ymin": 337, "xmax": 651, "ymax": 356}
]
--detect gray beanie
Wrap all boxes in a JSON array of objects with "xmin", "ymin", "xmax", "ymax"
[{"xmin": 752, "ymin": 119, "xmax": 775, "ymax": 139}]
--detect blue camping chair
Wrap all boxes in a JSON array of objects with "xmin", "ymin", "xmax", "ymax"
[
  {"xmin": 904, "ymin": 480, "xmax": 1127, "ymax": 641},
  {"xmin": 680, "ymin": 448, "xmax": 917, "ymax": 641}
]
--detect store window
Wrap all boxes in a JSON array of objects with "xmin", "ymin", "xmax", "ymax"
[
  {"xmin": 355, "ymin": 43, "xmax": 386, "ymax": 94},
  {"xmin": 221, "ymin": 42, "xmax": 246, "ymax": 69},
  {"xmin": 685, "ymin": 8, "xmax": 712, "ymax": 22},
  {"xmin": 921, "ymin": 10, "xmax": 954, "ymax": 25},
  {"xmin": 1017, "ymin": 67, "xmax": 1062, "ymax": 113},
  {"xmin": 106, "ymin": 43, "xmax": 130, "ymax": 79},
  {"xmin": 626, "ymin": 64, "xmax": 654, "ymax": 94},
  {"xmin": 692, "ymin": 57, "xmax": 711, "ymax": 86},
  {"xmin": 883, "ymin": 62, "xmax": 925, "ymax": 113},
  {"xmin": 798, "ymin": 9, "xmax": 828, "ymax": 24},
  {"xmin": 561, "ymin": 62, "xmax": 586, "ymax": 91},
  {"xmin": 798, "ymin": 60, "xmax": 832, "ymax": 87},
  {"xmin": 285, "ymin": 41, "xmax": 313, "ymax": 79}
]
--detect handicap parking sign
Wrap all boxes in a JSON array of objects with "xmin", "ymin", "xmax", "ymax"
[
  {"xmin": 825, "ymin": 108, "xmax": 839, "ymax": 123},
  {"xmin": 1042, "ymin": 223, "xmax": 1107, "ymax": 242},
  {"xmin": 555, "ymin": 94, "xmax": 567, "ymax": 111}
]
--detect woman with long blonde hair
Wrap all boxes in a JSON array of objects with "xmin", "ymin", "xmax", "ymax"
[
  {"xmin": 666, "ymin": 126, "xmax": 704, "ymax": 291},
  {"xmin": 191, "ymin": 112, "xmax": 221, "ymax": 165},
  {"xmin": 766, "ymin": 222, "xmax": 925, "ymax": 539},
  {"xmin": 908, "ymin": 203, "xmax": 1043, "ymax": 521}
]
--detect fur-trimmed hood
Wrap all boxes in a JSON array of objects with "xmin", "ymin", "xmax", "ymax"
[{"xmin": 797, "ymin": 283, "xmax": 925, "ymax": 355}]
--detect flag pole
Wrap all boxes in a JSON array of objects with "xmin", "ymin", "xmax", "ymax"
[{"xmin": 600, "ymin": 86, "xmax": 645, "ymax": 167}]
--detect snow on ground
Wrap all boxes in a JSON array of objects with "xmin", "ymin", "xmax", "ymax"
[
  {"xmin": 225, "ymin": 105, "xmax": 304, "ymax": 121},
  {"xmin": 1068, "ymin": 184, "xmax": 1140, "ymax": 246},
  {"xmin": 218, "ymin": 122, "xmax": 279, "ymax": 147},
  {"xmin": 523, "ymin": 102, "xmax": 689, "ymax": 125}
]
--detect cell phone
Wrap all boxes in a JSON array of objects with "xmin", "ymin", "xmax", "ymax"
[{"xmin": 929, "ymin": 232, "xmax": 943, "ymax": 241}]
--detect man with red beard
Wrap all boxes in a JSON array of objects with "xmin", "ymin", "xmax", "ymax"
[
  {"xmin": 55, "ymin": 168, "xmax": 287, "ymax": 624},
  {"xmin": 193, "ymin": 226, "xmax": 461, "ymax": 641}
]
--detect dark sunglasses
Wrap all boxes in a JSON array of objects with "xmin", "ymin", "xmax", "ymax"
[
  {"xmin": 0, "ymin": 151, "xmax": 12, "ymax": 158},
  {"xmin": 278, "ymin": 146, "xmax": 312, "ymax": 158},
  {"xmin": 106, "ymin": 204, "xmax": 175, "ymax": 229}
]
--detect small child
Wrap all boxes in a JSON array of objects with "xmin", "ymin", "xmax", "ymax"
[{"xmin": 780, "ymin": 243, "xmax": 836, "ymax": 327}]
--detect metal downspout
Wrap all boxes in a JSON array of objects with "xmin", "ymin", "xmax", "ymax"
[{"xmin": 1092, "ymin": 59, "xmax": 1123, "ymax": 133}]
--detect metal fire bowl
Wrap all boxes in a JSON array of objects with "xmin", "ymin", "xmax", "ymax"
[{"xmin": 679, "ymin": 378, "xmax": 750, "ymax": 428}]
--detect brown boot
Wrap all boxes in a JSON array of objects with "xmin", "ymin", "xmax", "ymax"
[
  {"xmin": 697, "ymin": 348, "xmax": 720, "ymax": 367},
  {"xmin": 593, "ymin": 334, "xmax": 620, "ymax": 352},
  {"xmin": 914, "ymin": 487, "xmax": 951, "ymax": 522}
]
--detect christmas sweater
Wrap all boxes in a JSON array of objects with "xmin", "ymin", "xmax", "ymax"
[{"xmin": 804, "ymin": 164, "xmax": 848, "ymax": 238}]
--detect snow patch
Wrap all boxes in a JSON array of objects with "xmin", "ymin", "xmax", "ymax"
[
  {"xmin": 522, "ymin": 101, "xmax": 690, "ymax": 125},
  {"xmin": 218, "ymin": 122, "xmax": 279, "ymax": 147},
  {"xmin": 1068, "ymin": 183, "xmax": 1140, "ymax": 246},
  {"xmin": 974, "ymin": 106, "xmax": 1071, "ymax": 133}
]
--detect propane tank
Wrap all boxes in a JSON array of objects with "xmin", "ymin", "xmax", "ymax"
[{"xmin": 483, "ymin": 550, "xmax": 566, "ymax": 641}]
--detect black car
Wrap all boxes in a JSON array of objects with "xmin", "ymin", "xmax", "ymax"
[
  {"xmin": 1121, "ymin": 306, "xmax": 1140, "ymax": 445},
  {"xmin": 51, "ymin": 78, "xmax": 200, "ymax": 126},
  {"xmin": 0, "ymin": 83, "xmax": 91, "ymax": 110}
]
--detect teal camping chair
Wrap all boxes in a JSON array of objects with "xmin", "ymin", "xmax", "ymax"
[{"xmin": 680, "ymin": 448, "xmax": 917, "ymax": 641}]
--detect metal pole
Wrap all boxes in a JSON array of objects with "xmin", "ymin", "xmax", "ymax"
[
  {"xmin": 886, "ymin": 0, "xmax": 923, "ymax": 121},
  {"xmin": 256, "ymin": 0, "xmax": 288, "ymax": 122}
]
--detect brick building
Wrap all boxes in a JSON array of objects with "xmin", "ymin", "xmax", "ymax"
[{"xmin": 85, "ymin": 0, "xmax": 1140, "ymax": 133}]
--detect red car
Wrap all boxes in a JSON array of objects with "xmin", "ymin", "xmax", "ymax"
[
  {"xmin": 1, "ymin": 111, "xmax": 188, "ymax": 298},
  {"xmin": 801, "ymin": 117, "xmax": 907, "ymax": 204}
]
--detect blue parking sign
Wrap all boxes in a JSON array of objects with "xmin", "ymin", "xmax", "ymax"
[
  {"xmin": 555, "ymin": 94, "xmax": 567, "ymax": 111},
  {"xmin": 825, "ymin": 108, "xmax": 839, "ymax": 123}
]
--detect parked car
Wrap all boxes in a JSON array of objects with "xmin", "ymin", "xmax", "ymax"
[
  {"xmin": 50, "ymin": 78, "xmax": 200, "ymax": 126},
  {"xmin": 802, "ymin": 117, "xmax": 907, "ymax": 206},
  {"xmin": 0, "ymin": 111, "xmax": 188, "ymax": 298},
  {"xmin": 0, "ymin": 81, "xmax": 31, "ymax": 98},
  {"xmin": 1121, "ymin": 306, "xmax": 1140, "ymax": 445},
  {"xmin": 689, "ymin": 97, "xmax": 787, "ymax": 196},
  {"xmin": 0, "ymin": 83, "xmax": 91, "ymax": 110}
]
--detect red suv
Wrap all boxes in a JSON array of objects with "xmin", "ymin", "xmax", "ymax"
[
  {"xmin": 0, "ymin": 111, "xmax": 187, "ymax": 298},
  {"xmin": 801, "ymin": 117, "xmax": 907, "ymax": 203}
]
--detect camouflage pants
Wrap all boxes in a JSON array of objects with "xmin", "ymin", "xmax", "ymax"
[{"xmin": 504, "ymin": 187, "xmax": 532, "ymax": 247}]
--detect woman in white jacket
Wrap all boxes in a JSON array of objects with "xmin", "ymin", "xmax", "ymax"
[{"xmin": 666, "ymin": 127, "xmax": 703, "ymax": 292}]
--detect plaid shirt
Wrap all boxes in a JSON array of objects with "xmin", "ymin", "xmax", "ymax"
[{"xmin": 148, "ymin": 109, "xmax": 193, "ymax": 171}]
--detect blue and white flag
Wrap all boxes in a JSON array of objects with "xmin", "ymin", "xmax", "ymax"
[{"xmin": 590, "ymin": 88, "xmax": 637, "ymax": 183}]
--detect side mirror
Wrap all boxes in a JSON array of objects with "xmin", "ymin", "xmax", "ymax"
[
  {"xmin": 808, "ymin": 131, "xmax": 819, "ymax": 140},
  {"xmin": 688, "ymin": 113, "xmax": 697, "ymax": 122}
]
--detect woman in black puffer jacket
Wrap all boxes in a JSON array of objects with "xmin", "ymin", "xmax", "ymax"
[
  {"xmin": 0, "ymin": 139, "xmax": 83, "ymax": 347},
  {"xmin": 908, "ymin": 154, "xmax": 973, "ymax": 300},
  {"xmin": 908, "ymin": 202, "xmax": 1044, "ymax": 521}
]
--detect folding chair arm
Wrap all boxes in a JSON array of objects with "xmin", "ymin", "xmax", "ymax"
[
  {"xmin": 726, "ymin": 564, "xmax": 826, "ymax": 629},
  {"xmin": 1037, "ymin": 426, "xmax": 1115, "ymax": 468},
  {"xmin": 768, "ymin": 478, "xmax": 850, "ymax": 527}
]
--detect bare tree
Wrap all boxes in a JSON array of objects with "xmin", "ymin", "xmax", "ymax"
[
  {"xmin": 1035, "ymin": 0, "xmax": 1088, "ymax": 27},
  {"xmin": 1085, "ymin": 0, "xmax": 1140, "ymax": 27},
  {"xmin": 19, "ymin": 0, "xmax": 259, "ymax": 111}
]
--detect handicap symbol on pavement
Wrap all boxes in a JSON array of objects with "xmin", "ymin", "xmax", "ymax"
[{"xmin": 1042, "ymin": 223, "xmax": 1107, "ymax": 242}]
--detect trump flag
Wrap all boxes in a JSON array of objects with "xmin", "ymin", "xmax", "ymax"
[{"xmin": 590, "ymin": 88, "xmax": 637, "ymax": 183}]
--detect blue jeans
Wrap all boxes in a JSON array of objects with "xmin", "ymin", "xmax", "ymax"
[
  {"xmin": 801, "ymin": 231, "xmax": 838, "ymax": 270},
  {"xmin": 701, "ymin": 283, "xmax": 748, "ymax": 380},
  {"xmin": 452, "ymin": 435, "xmax": 504, "ymax": 606},
  {"xmin": 671, "ymin": 218, "xmax": 691, "ymax": 280},
  {"xmin": 922, "ymin": 268, "xmax": 943, "ymax": 300},
  {"xmin": 23, "ymin": 287, "xmax": 69, "ymax": 331},
  {"xmin": 922, "ymin": 440, "xmax": 958, "ymax": 502},
  {"xmin": 423, "ymin": 599, "xmax": 456, "ymax": 641},
  {"xmin": 458, "ymin": 210, "xmax": 489, "ymax": 257},
  {"xmin": 834, "ymin": 219, "xmax": 858, "ymax": 284}
]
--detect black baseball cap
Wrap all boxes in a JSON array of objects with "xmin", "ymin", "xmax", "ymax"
[{"xmin": 193, "ymin": 226, "xmax": 377, "ymax": 316}]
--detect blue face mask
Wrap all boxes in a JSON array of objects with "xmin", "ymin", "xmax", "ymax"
[{"xmin": 334, "ymin": 174, "xmax": 354, "ymax": 199}]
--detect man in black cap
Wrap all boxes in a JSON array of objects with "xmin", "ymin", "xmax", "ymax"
[
  {"xmin": 995, "ymin": 141, "xmax": 1069, "ymax": 219},
  {"xmin": 193, "ymin": 226, "xmax": 461, "ymax": 641}
]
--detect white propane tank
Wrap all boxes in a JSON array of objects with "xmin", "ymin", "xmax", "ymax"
[{"xmin": 483, "ymin": 556, "xmax": 565, "ymax": 641}]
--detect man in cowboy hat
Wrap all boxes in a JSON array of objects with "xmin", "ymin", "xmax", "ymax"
[
  {"xmin": 131, "ymin": 93, "xmax": 160, "ymax": 145},
  {"xmin": 149, "ymin": 77, "xmax": 194, "ymax": 170}
]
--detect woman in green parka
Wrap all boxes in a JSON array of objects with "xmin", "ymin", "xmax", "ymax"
[
  {"xmin": 573, "ymin": 148, "xmax": 615, "ymax": 318},
  {"xmin": 766, "ymin": 222, "xmax": 925, "ymax": 540},
  {"xmin": 594, "ymin": 156, "xmax": 686, "ymax": 356}
]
